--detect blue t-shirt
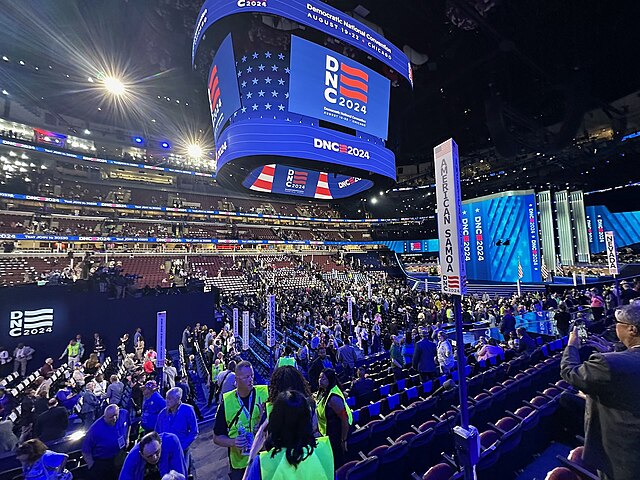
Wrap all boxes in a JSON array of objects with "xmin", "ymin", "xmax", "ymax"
[
  {"xmin": 155, "ymin": 403, "xmax": 199, "ymax": 452},
  {"xmin": 82, "ymin": 409, "xmax": 129, "ymax": 460},
  {"xmin": 141, "ymin": 392, "xmax": 166, "ymax": 430}
]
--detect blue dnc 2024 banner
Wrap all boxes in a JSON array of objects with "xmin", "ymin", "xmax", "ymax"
[
  {"xmin": 208, "ymin": 33, "xmax": 242, "ymax": 141},
  {"xmin": 288, "ymin": 36, "xmax": 390, "ymax": 140},
  {"xmin": 461, "ymin": 193, "xmax": 541, "ymax": 283},
  {"xmin": 585, "ymin": 205, "xmax": 640, "ymax": 254}
]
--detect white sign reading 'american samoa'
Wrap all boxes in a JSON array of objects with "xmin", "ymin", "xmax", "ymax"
[
  {"xmin": 434, "ymin": 138, "xmax": 467, "ymax": 295},
  {"xmin": 605, "ymin": 231, "xmax": 619, "ymax": 275}
]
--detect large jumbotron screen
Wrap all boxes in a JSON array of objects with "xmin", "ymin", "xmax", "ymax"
[{"xmin": 193, "ymin": 0, "xmax": 413, "ymax": 200}]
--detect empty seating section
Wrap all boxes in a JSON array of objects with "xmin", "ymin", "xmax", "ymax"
[
  {"xmin": 0, "ymin": 213, "xmax": 30, "ymax": 232},
  {"xmin": 0, "ymin": 256, "xmax": 71, "ymax": 286},
  {"xmin": 189, "ymin": 255, "xmax": 240, "ymax": 277}
]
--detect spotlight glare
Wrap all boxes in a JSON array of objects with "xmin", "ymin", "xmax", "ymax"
[
  {"xmin": 133, "ymin": 136, "xmax": 144, "ymax": 144},
  {"xmin": 371, "ymin": 197, "xmax": 378, "ymax": 204},
  {"xmin": 187, "ymin": 144, "xmax": 203, "ymax": 159},
  {"xmin": 103, "ymin": 76, "xmax": 126, "ymax": 96},
  {"xmin": 161, "ymin": 142, "xmax": 170, "ymax": 149}
]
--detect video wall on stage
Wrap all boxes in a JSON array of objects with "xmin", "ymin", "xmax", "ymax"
[
  {"xmin": 586, "ymin": 205, "xmax": 640, "ymax": 253},
  {"xmin": 461, "ymin": 192, "xmax": 542, "ymax": 283}
]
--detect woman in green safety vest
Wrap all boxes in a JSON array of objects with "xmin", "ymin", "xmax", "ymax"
[
  {"xmin": 263, "ymin": 366, "xmax": 317, "ymax": 432},
  {"xmin": 315, "ymin": 368, "xmax": 352, "ymax": 468},
  {"xmin": 275, "ymin": 346, "xmax": 297, "ymax": 369},
  {"xmin": 242, "ymin": 390, "xmax": 333, "ymax": 480}
]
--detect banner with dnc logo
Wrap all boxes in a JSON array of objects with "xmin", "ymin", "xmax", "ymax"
[
  {"xmin": 288, "ymin": 36, "xmax": 390, "ymax": 140},
  {"xmin": 208, "ymin": 33, "xmax": 242, "ymax": 141}
]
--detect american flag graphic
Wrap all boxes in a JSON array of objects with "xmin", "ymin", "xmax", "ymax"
[
  {"xmin": 517, "ymin": 257, "xmax": 524, "ymax": 279},
  {"xmin": 541, "ymin": 262, "xmax": 550, "ymax": 280},
  {"xmin": 434, "ymin": 141, "xmax": 452, "ymax": 156},
  {"xmin": 233, "ymin": 50, "xmax": 291, "ymax": 121}
]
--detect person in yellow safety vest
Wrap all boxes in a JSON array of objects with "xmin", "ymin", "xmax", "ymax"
[
  {"xmin": 207, "ymin": 358, "xmax": 225, "ymax": 407},
  {"xmin": 213, "ymin": 361, "xmax": 268, "ymax": 480},
  {"xmin": 315, "ymin": 368, "xmax": 352, "ymax": 468},
  {"xmin": 242, "ymin": 390, "xmax": 333, "ymax": 480},
  {"xmin": 275, "ymin": 346, "xmax": 297, "ymax": 369},
  {"xmin": 59, "ymin": 339, "xmax": 81, "ymax": 366}
]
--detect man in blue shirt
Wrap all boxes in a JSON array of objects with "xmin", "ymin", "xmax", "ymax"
[
  {"xmin": 119, "ymin": 431, "xmax": 186, "ymax": 480},
  {"xmin": 141, "ymin": 381, "xmax": 165, "ymax": 435},
  {"xmin": 82, "ymin": 404, "xmax": 130, "ymax": 480},
  {"xmin": 155, "ymin": 387, "xmax": 199, "ymax": 455}
]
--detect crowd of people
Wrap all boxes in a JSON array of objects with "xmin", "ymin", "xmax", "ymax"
[{"xmin": 1, "ymin": 265, "xmax": 639, "ymax": 479}]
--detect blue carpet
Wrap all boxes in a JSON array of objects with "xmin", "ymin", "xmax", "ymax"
[{"xmin": 516, "ymin": 442, "xmax": 572, "ymax": 480}]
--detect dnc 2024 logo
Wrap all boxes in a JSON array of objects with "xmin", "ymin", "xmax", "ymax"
[
  {"xmin": 323, "ymin": 55, "xmax": 369, "ymax": 115},
  {"xmin": 9, "ymin": 309, "xmax": 54, "ymax": 337}
]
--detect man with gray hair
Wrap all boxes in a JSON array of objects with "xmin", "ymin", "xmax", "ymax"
[
  {"xmin": 82, "ymin": 403, "xmax": 130, "ymax": 480},
  {"xmin": 155, "ymin": 387, "xmax": 198, "ymax": 459},
  {"xmin": 561, "ymin": 304, "xmax": 640, "ymax": 480}
]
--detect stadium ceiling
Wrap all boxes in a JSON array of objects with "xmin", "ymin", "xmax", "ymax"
[{"xmin": 0, "ymin": 0, "xmax": 638, "ymax": 204}]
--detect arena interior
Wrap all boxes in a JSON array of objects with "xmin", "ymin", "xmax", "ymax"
[{"xmin": 0, "ymin": 1, "xmax": 639, "ymax": 480}]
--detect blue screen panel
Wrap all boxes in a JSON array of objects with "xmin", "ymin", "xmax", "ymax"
[
  {"xmin": 288, "ymin": 36, "xmax": 390, "ymax": 140},
  {"xmin": 461, "ymin": 193, "xmax": 542, "ymax": 282},
  {"xmin": 208, "ymin": 33, "xmax": 242, "ymax": 141},
  {"xmin": 216, "ymin": 119, "xmax": 396, "ymax": 181},
  {"xmin": 586, "ymin": 205, "xmax": 640, "ymax": 253}
]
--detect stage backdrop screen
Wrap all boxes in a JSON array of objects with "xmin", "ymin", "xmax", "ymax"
[
  {"xmin": 461, "ymin": 192, "xmax": 542, "ymax": 283},
  {"xmin": 208, "ymin": 33, "xmax": 241, "ymax": 141},
  {"xmin": 288, "ymin": 36, "xmax": 391, "ymax": 140},
  {"xmin": 585, "ymin": 205, "xmax": 640, "ymax": 253}
]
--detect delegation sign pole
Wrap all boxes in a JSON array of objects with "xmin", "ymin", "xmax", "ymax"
[
  {"xmin": 434, "ymin": 138, "xmax": 477, "ymax": 480},
  {"xmin": 605, "ymin": 231, "xmax": 620, "ymax": 306}
]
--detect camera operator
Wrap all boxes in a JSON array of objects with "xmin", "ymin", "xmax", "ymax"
[{"xmin": 560, "ymin": 304, "xmax": 640, "ymax": 480}]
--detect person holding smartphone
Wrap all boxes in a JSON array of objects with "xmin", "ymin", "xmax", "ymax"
[{"xmin": 560, "ymin": 304, "xmax": 640, "ymax": 480}]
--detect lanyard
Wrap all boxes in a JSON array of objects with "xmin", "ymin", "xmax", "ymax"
[{"xmin": 237, "ymin": 390, "xmax": 255, "ymax": 430}]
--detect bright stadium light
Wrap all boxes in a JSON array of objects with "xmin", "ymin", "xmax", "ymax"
[
  {"xmin": 187, "ymin": 144, "xmax": 203, "ymax": 159},
  {"xmin": 103, "ymin": 76, "xmax": 126, "ymax": 96},
  {"xmin": 371, "ymin": 197, "xmax": 378, "ymax": 204}
]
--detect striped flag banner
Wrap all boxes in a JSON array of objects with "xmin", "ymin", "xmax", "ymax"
[
  {"xmin": 517, "ymin": 258, "xmax": 524, "ymax": 280},
  {"xmin": 541, "ymin": 257, "xmax": 550, "ymax": 280},
  {"xmin": 21, "ymin": 309, "xmax": 54, "ymax": 328}
]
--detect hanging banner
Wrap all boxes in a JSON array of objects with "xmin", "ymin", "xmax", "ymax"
[
  {"xmin": 605, "ymin": 231, "xmax": 619, "ymax": 275},
  {"xmin": 433, "ymin": 138, "xmax": 467, "ymax": 295},
  {"xmin": 156, "ymin": 311, "xmax": 167, "ymax": 368},
  {"xmin": 425, "ymin": 278, "xmax": 428, "ymax": 292},
  {"xmin": 233, "ymin": 308, "xmax": 239, "ymax": 337},
  {"xmin": 347, "ymin": 296, "xmax": 353, "ymax": 324},
  {"xmin": 266, "ymin": 294, "xmax": 276, "ymax": 348},
  {"xmin": 242, "ymin": 311, "xmax": 250, "ymax": 351}
]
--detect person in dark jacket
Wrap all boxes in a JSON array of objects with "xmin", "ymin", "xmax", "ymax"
[
  {"xmin": 554, "ymin": 305, "xmax": 572, "ymax": 337},
  {"xmin": 34, "ymin": 398, "xmax": 69, "ymax": 442},
  {"xmin": 515, "ymin": 328, "xmax": 537, "ymax": 356},
  {"xmin": 499, "ymin": 308, "xmax": 517, "ymax": 339},
  {"xmin": 560, "ymin": 304, "xmax": 640, "ymax": 480},
  {"xmin": 412, "ymin": 328, "xmax": 438, "ymax": 381}
]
